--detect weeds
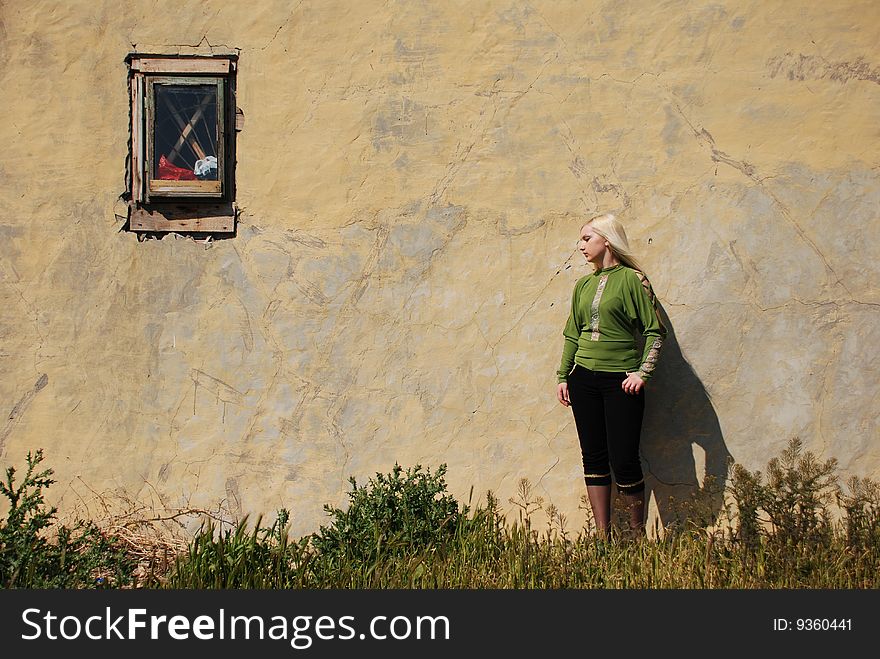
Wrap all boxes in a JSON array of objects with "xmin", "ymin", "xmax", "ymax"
[
  {"xmin": 838, "ymin": 476, "xmax": 880, "ymax": 550},
  {"xmin": 0, "ymin": 450, "xmax": 136, "ymax": 588},
  {"xmin": 164, "ymin": 509, "xmax": 314, "ymax": 589},
  {"xmin": 2, "ymin": 439, "xmax": 878, "ymax": 589}
]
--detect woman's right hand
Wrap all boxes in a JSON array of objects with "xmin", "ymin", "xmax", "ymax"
[{"xmin": 557, "ymin": 382, "xmax": 570, "ymax": 407}]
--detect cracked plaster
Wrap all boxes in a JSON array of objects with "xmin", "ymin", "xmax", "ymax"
[{"xmin": 0, "ymin": 0, "xmax": 878, "ymax": 537}]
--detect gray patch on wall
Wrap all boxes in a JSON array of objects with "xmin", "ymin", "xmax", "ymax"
[
  {"xmin": 767, "ymin": 53, "xmax": 880, "ymax": 85},
  {"xmin": 0, "ymin": 373, "xmax": 48, "ymax": 457}
]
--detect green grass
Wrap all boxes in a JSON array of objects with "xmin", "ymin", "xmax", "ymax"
[
  {"xmin": 3, "ymin": 439, "xmax": 878, "ymax": 589},
  {"xmin": 160, "ymin": 499, "xmax": 878, "ymax": 590}
]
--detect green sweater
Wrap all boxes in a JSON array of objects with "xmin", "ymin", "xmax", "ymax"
[{"xmin": 557, "ymin": 264, "xmax": 666, "ymax": 383}]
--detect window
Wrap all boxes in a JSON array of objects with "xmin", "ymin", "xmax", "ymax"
[
  {"xmin": 147, "ymin": 77, "xmax": 225, "ymax": 198},
  {"xmin": 126, "ymin": 54, "xmax": 238, "ymax": 234}
]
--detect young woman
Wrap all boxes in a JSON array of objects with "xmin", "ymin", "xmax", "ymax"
[{"xmin": 556, "ymin": 213, "xmax": 665, "ymax": 535}]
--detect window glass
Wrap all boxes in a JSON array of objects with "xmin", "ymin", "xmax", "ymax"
[{"xmin": 153, "ymin": 84, "xmax": 219, "ymax": 182}]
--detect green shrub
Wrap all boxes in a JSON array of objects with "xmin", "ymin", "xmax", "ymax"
[
  {"xmin": 729, "ymin": 462, "xmax": 764, "ymax": 551},
  {"xmin": 838, "ymin": 475, "xmax": 880, "ymax": 551},
  {"xmin": 728, "ymin": 438, "xmax": 839, "ymax": 549},
  {"xmin": 311, "ymin": 463, "xmax": 464, "ymax": 564},
  {"xmin": 763, "ymin": 438, "xmax": 837, "ymax": 546},
  {"xmin": 0, "ymin": 449, "xmax": 135, "ymax": 588}
]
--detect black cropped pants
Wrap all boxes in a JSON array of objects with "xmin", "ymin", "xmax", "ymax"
[{"xmin": 567, "ymin": 365, "xmax": 645, "ymax": 493}]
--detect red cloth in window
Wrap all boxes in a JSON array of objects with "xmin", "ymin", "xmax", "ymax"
[{"xmin": 157, "ymin": 154, "xmax": 196, "ymax": 181}]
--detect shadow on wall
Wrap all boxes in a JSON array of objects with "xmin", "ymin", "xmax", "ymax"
[{"xmin": 640, "ymin": 303, "xmax": 733, "ymax": 529}]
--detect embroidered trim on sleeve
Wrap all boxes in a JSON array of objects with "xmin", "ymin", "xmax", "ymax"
[
  {"xmin": 638, "ymin": 338, "xmax": 663, "ymax": 378},
  {"xmin": 634, "ymin": 269, "xmax": 665, "ymax": 379}
]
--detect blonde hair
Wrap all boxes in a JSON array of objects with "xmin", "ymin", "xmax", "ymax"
[{"xmin": 584, "ymin": 213, "xmax": 646, "ymax": 274}]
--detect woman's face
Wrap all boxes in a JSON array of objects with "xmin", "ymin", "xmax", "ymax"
[{"xmin": 578, "ymin": 224, "xmax": 608, "ymax": 264}]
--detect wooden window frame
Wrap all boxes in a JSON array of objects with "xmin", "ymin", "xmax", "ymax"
[
  {"xmin": 145, "ymin": 76, "xmax": 225, "ymax": 200},
  {"xmin": 127, "ymin": 54, "xmax": 238, "ymax": 234}
]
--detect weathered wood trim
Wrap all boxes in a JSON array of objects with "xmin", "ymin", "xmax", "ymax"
[
  {"xmin": 144, "ymin": 77, "xmax": 225, "ymax": 201},
  {"xmin": 145, "ymin": 76, "xmax": 156, "ymax": 201},
  {"xmin": 130, "ymin": 58, "xmax": 231, "ymax": 74},
  {"xmin": 149, "ymin": 179, "xmax": 222, "ymax": 195},
  {"xmin": 130, "ymin": 205, "xmax": 235, "ymax": 233},
  {"xmin": 130, "ymin": 75, "xmax": 144, "ymax": 202}
]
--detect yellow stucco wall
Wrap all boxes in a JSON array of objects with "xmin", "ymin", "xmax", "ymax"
[{"xmin": 1, "ymin": 0, "xmax": 878, "ymax": 537}]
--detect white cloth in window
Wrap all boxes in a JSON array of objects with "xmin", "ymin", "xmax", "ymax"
[{"xmin": 194, "ymin": 155, "xmax": 218, "ymax": 178}]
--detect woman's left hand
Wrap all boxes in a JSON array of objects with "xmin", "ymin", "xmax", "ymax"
[{"xmin": 621, "ymin": 372, "xmax": 645, "ymax": 395}]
